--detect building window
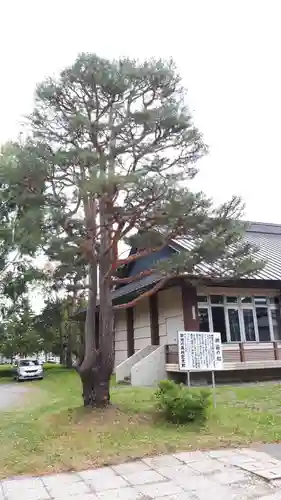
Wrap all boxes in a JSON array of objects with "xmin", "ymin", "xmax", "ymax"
[
  {"xmin": 211, "ymin": 306, "xmax": 227, "ymax": 343},
  {"xmin": 228, "ymin": 308, "xmax": 241, "ymax": 341},
  {"xmin": 198, "ymin": 308, "xmax": 209, "ymax": 332},
  {"xmin": 271, "ymin": 310, "xmax": 281, "ymax": 340},
  {"xmin": 256, "ymin": 307, "xmax": 271, "ymax": 341},
  {"xmin": 210, "ymin": 295, "xmax": 224, "ymax": 304},
  {"xmin": 226, "ymin": 296, "xmax": 238, "ymax": 304},
  {"xmin": 197, "ymin": 294, "xmax": 280, "ymax": 343},
  {"xmin": 243, "ymin": 309, "xmax": 256, "ymax": 341}
]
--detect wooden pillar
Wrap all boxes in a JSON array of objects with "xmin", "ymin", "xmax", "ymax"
[
  {"xmin": 149, "ymin": 294, "xmax": 159, "ymax": 345},
  {"xmin": 95, "ymin": 312, "xmax": 99, "ymax": 349},
  {"xmin": 273, "ymin": 341, "xmax": 280, "ymax": 360},
  {"xmin": 239, "ymin": 342, "xmax": 245, "ymax": 362},
  {"xmin": 126, "ymin": 307, "xmax": 134, "ymax": 357},
  {"xmin": 181, "ymin": 282, "xmax": 199, "ymax": 331}
]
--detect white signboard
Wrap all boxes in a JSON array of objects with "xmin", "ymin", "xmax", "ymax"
[{"xmin": 178, "ymin": 331, "xmax": 223, "ymax": 372}]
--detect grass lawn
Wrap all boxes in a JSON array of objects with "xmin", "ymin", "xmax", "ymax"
[
  {"xmin": 1, "ymin": 368, "xmax": 281, "ymax": 479},
  {"xmin": 0, "ymin": 364, "xmax": 15, "ymax": 384}
]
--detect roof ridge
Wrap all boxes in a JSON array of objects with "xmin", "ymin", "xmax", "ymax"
[
  {"xmin": 247, "ymin": 222, "xmax": 281, "ymax": 235},
  {"xmin": 246, "ymin": 221, "xmax": 281, "ymax": 228}
]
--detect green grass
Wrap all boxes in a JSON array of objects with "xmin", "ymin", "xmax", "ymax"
[
  {"xmin": 0, "ymin": 363, "xmax": 15, "ymax": 381},
  {"xmin": 1, "ymin": 370, "xmax": 281, "ymax": 478}
]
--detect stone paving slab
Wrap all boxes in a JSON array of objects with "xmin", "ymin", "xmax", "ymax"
[
  {"xmin": 111, "ymin": 461, "xmax": 150, "ymax": 475},
  {"xmin": 258, "ymin": 444, "xmax": 281, "ymax": 462},
  {"xmin": 2, "ymin": 448, "xmax": 281, "ymax": 499},
  {"xmin": 96, "ymin": 488, "xmax": 142, "ymax": 499}
]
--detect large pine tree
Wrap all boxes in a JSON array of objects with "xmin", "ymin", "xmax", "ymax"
[{"xmin": 0, "ymin": 54, "xmax": 263, "ymax": 406}]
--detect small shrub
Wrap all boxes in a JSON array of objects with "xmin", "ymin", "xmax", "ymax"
[
  {"xmin": 155, "ymin": 379, "xmax": 211, "ymax": 424},
  {"xmin": 157, "ymin": 379, "xmax": 178, "ymax": 395}
]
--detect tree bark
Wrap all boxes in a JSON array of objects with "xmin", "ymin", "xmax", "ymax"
[
  {"xmin": 81, "ymin": 370, "xmax": 96, "ymax": 406},
  {"xmin": 59, "ymin": 351, "xmax": 64, "ymax": 365},
  {"xmin": 58, "ymin": 323, "xmax": 64, "ymax": 365},
  {"xmin": 77, "ymin": 108, "xmax": 115, "ymax": 408},
  {"xmin": 80, "ymin": 364, "xmax": 110, "ymax": 407},
  {"xmin": 77, "ymin": 263, "xmax": 111, "ymax": 407},
  {"xmin": 95, "ymin": 116, "xmax": 116, "ymax": 405},
  {"xmin": 97, "ymin": 192, "xmax": 115, "ymax": 406},
  {"xmin": 66, "ymin": 334, "xmax": 73, "ymax": 368}
]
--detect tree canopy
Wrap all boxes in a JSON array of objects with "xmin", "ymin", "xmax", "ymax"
[{"xmin": 0, "ymin": 53, "xmax": 263, "ymax": 405}]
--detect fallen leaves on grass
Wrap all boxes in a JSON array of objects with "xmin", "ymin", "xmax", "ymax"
[{"xmin": 1, "ymin": 371, "xmax": 281, "ymax": 478}]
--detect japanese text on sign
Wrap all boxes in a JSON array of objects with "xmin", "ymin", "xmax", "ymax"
[{"xmin": 178, "ymin": 331, "xmax": 223, "ymax": 371}]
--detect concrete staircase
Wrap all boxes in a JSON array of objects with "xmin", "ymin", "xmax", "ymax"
[{"xmin": 116, "ymin": 345, "xmax": 167, "ymax": 387}]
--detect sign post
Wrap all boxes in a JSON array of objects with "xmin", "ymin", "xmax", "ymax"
[
  {"xmin": 211, "ymin": 370, "xmax": 216, "ymax": 408},
  {"xmin": 187, "ymin": 370, "xmax": 191, "ymax": 387},
  {"xmin": 178, "ymin": 331, "xmax": 223, "ymax": 408}
]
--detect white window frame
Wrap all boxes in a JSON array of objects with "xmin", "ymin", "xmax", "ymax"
[{"xmin": 197, "ymin": 294, "xmax": 280, "ymax": 343}]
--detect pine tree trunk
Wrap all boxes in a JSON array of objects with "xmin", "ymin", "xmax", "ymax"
[
  {"xmin": 66, "ymin": 337, "xmax": 73, "ymax": 368},
  {"xmin": 59, "ymin": 351, "xmax": 64, "ymax": 365},
  {"xmin": 97, "ymin": 202, "xmax": 115, "ymax": 404},
  {"xmin": 66, "ymin": 319, "xmax": 73, "ymax": 368},
  {"xmin": 80, "ymin": 367, "xmax": 110, "ymax": 407},
  {"xmin": 81, "ymin": 371, "xmax": 96, "ymax": 406},
  {"xmin": 78, "ymin": 267, "xmax": 114, "ymax": 407},
  {"xmin": 78, "ymin": 186, "xmax": 114, "ymax": 408},
  {"xmin": 78, "ymin": 263, "xmax": 112, "ymax": 408}
]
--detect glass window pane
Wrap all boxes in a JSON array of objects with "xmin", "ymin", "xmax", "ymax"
[
  {"xmin": 241, "ymin": 296, "xmax": 252, "ymax": 304},
  {"xmin": 256, "ymin": 307, "xmax": 271, "ymax": 341},
  {"xmin": 211, "ymin": 306, "xmax": 227, "ymax": 342},
  {"xmin": 228, "ymin": 308, "xmax": 241, "ymax": 341},
  {"xmin": 269, "ymin": 297, "xmax": 280, "ymax": 305},
  {"xmin": 243, "ymin": 309, "xmax": 256, "ymax": 341},
  {"xmin": 210, "ymin": 295, "xmax": 224, "ymax": 304},
  {"xmin": 197, "ymin": 295, "xmax": 208, "ymax": 303},
  {"xmin": 226, "ymin": 296, "xmax": 238, "ymax": 304},
  {"xmin": 198, "ymin": 308, "xmax": 209, "ymax": 332},
  {"xmin": 271, "ymin": 310, "xmax": 281, "ymax": 340},
  {"xmin": 254, "ymin": 296, "xmax": 267, "ymax": 305}
]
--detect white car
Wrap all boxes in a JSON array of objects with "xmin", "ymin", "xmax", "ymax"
[{"xmin": 14, "ymin": 359, "xmax": 44, "ymax": 382}]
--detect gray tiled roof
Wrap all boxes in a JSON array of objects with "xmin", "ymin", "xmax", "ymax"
[
  {"xmin": 114, "ymin": 222, "xmax": 281, "ymax": 301},
  {"xmin": 173, "ymin": 222, "xmax": 281, "ymax": 281},
  {"xmin": 73, "ymin": 222, "xmax": 281, "ymax": 317},
  {"xmin": 243, "ymin": 224, "xmax": 281, "ymax": 280}
]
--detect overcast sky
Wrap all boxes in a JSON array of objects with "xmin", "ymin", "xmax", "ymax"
[{"xmin": 0, "ymin": 0, "xmax": 280, "ymax": 223}]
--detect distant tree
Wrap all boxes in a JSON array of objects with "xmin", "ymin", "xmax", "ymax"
[
  {"xmin": 0, "ymin": 147, "xmax": 49, "ymax": 359},
  {"xmin": 34, "ymin": 295, "xmax": 85, "ymax": 367},
  {"xmin": 0, "ymin": 54, "xmax": 263, "ymax": 406},
  {"xmin": 0, "ymin": 296, "xmax": 42, "ymax": 360},
  {"xmin": 32, "ymin": 299, "xmax": 63, "ymax": 361}
]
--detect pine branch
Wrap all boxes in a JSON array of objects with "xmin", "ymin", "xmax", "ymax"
[{"xmin": 111, "ymin": 268, "xmax": 154, "ymax": 284}]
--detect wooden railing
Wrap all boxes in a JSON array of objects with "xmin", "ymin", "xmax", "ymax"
[{"xmin": 166, "ymin": 341, "xmax": 281, "ymax": 368}]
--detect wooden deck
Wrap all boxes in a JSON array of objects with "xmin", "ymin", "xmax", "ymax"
[{"xmin": 166, "ymin": 342, "xmax": 281, "ymax": 372}]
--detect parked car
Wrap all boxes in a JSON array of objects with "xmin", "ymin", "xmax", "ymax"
[
  {"xmin": 14, "ymin": 359, "xmax": 44, "ymax": 382},
  {"xmin": 46, "ymin": 357, "xmax": 59, "ymax": 364}
]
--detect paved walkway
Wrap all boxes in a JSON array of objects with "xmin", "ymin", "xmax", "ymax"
[
  {"xmin": 2, "ymin": 448, "xmax": 281, "ymax": 499},
  {"xmin": 0, "ymin": 384, "xmax": 31, "ymax": 410}
]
